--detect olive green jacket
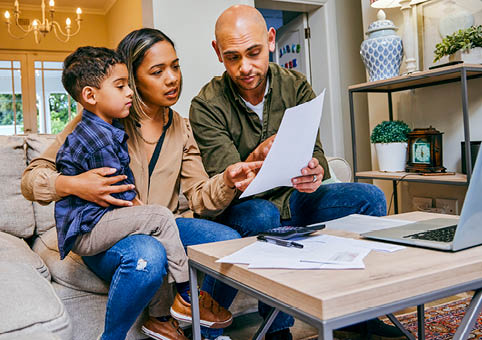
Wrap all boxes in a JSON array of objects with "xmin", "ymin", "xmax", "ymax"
[{"xmin": 189, "ymin": 62, "xmax": 330, "ymax": 219}]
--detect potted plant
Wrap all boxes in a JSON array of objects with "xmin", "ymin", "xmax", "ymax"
[
  {"xmin": 371, "ymin": 120, "xmax": 411, "ymax": 172},
  {"xmin": 434, "ymin": 25, "xmax": 482, "ymax": 64}
]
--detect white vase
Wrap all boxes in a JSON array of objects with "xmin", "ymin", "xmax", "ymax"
[
  {"xmin": 375, "ymin": 142, "xmax": 408, "ymax": 172},
  {"xmin": 449, "ymin": 47, "xmax": 482, "ymax": 64}
]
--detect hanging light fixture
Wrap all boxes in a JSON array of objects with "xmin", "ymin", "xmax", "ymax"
[{"xmin": 3, "ymin": 0, "xmax": 82, "ymax": 44}]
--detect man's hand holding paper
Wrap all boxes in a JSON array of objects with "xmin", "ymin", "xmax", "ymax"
[
  {"xmin": 240, "ymin": 90, "xmax": 326, "ymax": 198},
  {"xmin": 292, "ymin": 157, "xmax": 324, "ymax": 193}
]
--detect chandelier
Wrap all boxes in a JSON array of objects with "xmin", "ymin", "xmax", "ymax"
[{"xmin": 3, "ymin": 0, "xmax": 82, "ymax": 44}]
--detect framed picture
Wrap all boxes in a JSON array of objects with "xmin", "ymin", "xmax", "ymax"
[{"xmin": 416, "ymin": 0, "xmax": 482, "ymax": 70}]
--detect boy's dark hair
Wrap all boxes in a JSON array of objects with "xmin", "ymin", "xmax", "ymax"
[{"xmin": 62, "ymin": 46, "xmax": 124, "ymax": 102}]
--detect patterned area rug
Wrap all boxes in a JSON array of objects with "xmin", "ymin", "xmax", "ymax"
[
  {"xmin": 391, "ymin": 296, "xmax": 482, "ymax": 339},
  {"xmin": 303, "ymin": 296, "xmax": 482, "ymax": 340}
]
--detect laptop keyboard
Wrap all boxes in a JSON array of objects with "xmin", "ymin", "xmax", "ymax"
[{"xmin": 404, "ymin": 225, "xmax": 457, "ymax": 243}]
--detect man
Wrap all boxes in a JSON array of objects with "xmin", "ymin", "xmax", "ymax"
[{"xmin": 190, "ymin": 5, "xmax": 404, "ymax": 340}]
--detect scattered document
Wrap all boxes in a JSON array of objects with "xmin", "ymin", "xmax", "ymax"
[
  {"xmin": 324, "ymin": 214, "xmax": 415, "ymax": 234},
  {"xmin": 240, "ymin": 90, "xmax": 326, "ymax": 198},
  {"xmin": 216, "ymin": 235, "xmax": 372, "ymax": 270},
  {"xmin": 305, "ymin": 234, "xmax": 405, "ymax": 253},
  {"xmin": 216, "ymin": 230, "xmax": 405, "ymax": 270},
  {"xmin": 248, "ymin": 259, "xmax": 365, "ymax": 270}
]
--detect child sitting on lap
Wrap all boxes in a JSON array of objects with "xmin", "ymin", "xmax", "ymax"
[{"xmin": 54, "ymin": 46, "xmax": 232, "ymax": 340}]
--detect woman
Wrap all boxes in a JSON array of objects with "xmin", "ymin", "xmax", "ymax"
[{"xmin": 21, "ymin": 28, "xmax": 262, "ymax": 340}]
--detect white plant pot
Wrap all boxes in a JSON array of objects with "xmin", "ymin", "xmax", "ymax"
[
  {"xmin": 375, "ymin": 142, "xmax": 407, "ymax": 172},
  {"xmin": 449, "ymin": 47, "xmax": 482, "ymax": 64}
]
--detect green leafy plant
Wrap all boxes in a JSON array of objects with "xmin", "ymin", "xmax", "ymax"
[
  {"xmin": 370, "ymin": 120, "xmax": 411, "ymax": 144},
  {"xmin": 434, "ymin": 25, "xmax": 482, "ymax": 62}
]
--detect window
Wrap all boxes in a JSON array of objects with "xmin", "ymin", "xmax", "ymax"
[
  {"xmin": 35, "ymin": 61, "xmax": 77, "ymax": 134},
  {"xmin": 0, "ymin": 51, "xmax": 76, "ymax": 135},
  {"xmin": 0, "ymin": 60, "xmax": 24, "ymax": 135}
]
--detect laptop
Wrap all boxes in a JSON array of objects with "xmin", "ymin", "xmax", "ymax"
[{"xmin": 361, "ymin": 145, "xmax": 482, "ymax": 252}]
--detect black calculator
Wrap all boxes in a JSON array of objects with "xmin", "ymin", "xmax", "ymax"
[{"xmin": 257, "ymin": 223, "xmax": 325, "ymax": 240}]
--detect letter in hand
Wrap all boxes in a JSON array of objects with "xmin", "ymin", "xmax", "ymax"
[
  {"xmin": 57, "ymin": 167, "xmax": 136, "ymax": 208},
  {"xmin": 246, "ymin": 134, "xmax": 276, "ymax": 162},
  {"xmin": 224, "ymin": 161, "xmax": 263, "ymax": 191},
  {"xmin": 291, "ymin": 158, "xmax": 324, "ymax": 193}
]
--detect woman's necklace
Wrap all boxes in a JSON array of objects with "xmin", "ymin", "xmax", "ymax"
[
  {"xmin": 137, "ymin": 130, "xmax": 159, "ymax": 145},
  {"xmin": 136, "ymin": 108, "xmax": 167, "ymax": 145}
]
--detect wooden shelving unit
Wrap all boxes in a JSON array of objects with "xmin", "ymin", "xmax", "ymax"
[
  {"xmin": 348, "ymin": 64, "xmax": 482, "ymax": 213},
  {"xmin": 355, "ymin": 171, "xmax": 467, "ymax": 185}
]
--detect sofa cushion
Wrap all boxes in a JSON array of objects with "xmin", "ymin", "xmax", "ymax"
[
  {"xmin": 0, "ymin": 231, "xmax": 50, "ymax": 280},
  {"xmin": 52, "ymin": 282, "xmax": 148, "ymax": 340},
  {"xmin": 32, "ymin": 228, "xmax": 109, "ymax": 294},
  {"xmin": 0, "ymin": 135, "xmax": 35, "ymax": 238},
  {"xmin": 26, "ymin": 134, "xmax": 58, "ymax": 235},
  {"xmin": 0, "ymin": 332, "xmax": 60, "ymax": 340},
  {"xmin": 0, "ymin": 262, "xmax": 72, "ymax": 339}
]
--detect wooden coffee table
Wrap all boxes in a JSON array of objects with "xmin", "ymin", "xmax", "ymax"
[{"xmin": 188, "ymin": 212, "xmax": 482, "ymax": 340}]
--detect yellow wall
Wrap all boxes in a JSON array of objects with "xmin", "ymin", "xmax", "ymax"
[
  {"xmin": 0, "ymin": 0, "xmax": 144, "ymax": 52},
  {"xmin": 105, "ymin": 0, "xmax": 143, "ymax": 49},
  {"xmin": 0, "ymin": 7, "xmax": 109, "ymax": 51}
]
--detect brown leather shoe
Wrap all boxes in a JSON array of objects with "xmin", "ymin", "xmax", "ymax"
[
  {"xmin": 141, "ymin": 316, "xmax": 188, "ymax": 340},
  {"xmin": 170, "ymin": 291, "xmax": 233, "ymax": 329}
]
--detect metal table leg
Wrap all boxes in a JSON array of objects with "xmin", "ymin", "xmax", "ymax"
[
  {"xmin": 189, "ymin": 263, "xmax": 202, "ymax": 340},
  {"xmin": 453, "ymin": 289, "xmax": 482, "ymax": 340},
  {"xmin": 253, "ymin": 308, "xmax": 280, "ymax": 340},
  {"xmin": 318, "ymin": 325, "xmax": 334, "ymax": 340},
  {"xmin": 386, "ymin": 313, "xmax": 415, "ymax": 340},
  {"xmin": 417, "ymin": 304, "xmax": 425, "ymax": 340}
]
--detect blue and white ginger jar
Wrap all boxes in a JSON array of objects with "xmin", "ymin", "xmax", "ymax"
[{"xmin": 360, "ymin": 10, "xmax": 403, "ymax": 82}]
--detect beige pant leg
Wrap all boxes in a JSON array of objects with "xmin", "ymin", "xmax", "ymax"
[{"xmin": 73, "ymin": 205, "xmax": 189, "ymax": 283}]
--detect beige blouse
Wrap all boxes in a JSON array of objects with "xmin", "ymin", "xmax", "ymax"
[{"xmin": 21, "ymin": 110, "xmax": 236, "ymax": 217}]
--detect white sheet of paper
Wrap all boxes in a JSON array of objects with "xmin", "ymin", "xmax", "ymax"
[
  {"xmin": 305, "ymin": 234, "xmax": 405, "ymax": 253},
  {"xmin": 324, "ymin": 214, "xmax": 415, "ymax": 234},
  {"xmin": 248, "ymin": 259, "xmax": 365, "ymax": 270},
  {"xmin": 216, "ymin": 236, "xmax": 371, "ymax": 270},
  {"xmin": 299, "ymin": 242, "xmax": 371, "ymax": 264},
  {"xmin": 240, "ymin": 90, "xmax": 326, "ymax": 198},
  {"xmin": 216, "ymin": 241, "xmax": 306, "ymax": 265}
]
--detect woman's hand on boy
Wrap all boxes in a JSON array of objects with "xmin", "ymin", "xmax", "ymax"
[
  {"xmin": 56, "ymin": 167, "xmax": 135, "ymax": 207},
  {"xmin": 224, "ymin": 161, "xmax": 263, "ymax": 191}
]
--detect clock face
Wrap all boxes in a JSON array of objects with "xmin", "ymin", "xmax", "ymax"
[{"xmin": 412, "ymin": 138, "xmax": 431, "ymax": 164}]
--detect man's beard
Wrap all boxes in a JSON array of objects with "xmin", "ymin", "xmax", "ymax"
[{"xmin": 235, "ymin": 73, "xmax": 265, "ymax": 91}]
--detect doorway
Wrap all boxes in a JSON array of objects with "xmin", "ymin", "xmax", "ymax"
[{"xmin": 258, "ymin": 8, "xmax": 312, "ymax": 83}]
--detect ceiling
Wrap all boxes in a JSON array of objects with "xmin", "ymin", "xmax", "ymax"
[{"xmin": 0, "ymin": 0, "xmax": 117, "ymax": 15}]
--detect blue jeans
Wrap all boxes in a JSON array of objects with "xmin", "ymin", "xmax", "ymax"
[
  {"xmin": 82, "ymin": 218, "xmax": 241, "ymax": 340},
  {"xmin": 217, "ymin": 182, "xmax": 386, "ymax": 333}
]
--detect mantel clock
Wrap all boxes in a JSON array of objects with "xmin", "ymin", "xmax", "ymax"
[{"xmin": 406, "ymin": 127, "xmax": 446, "ymax": 173}]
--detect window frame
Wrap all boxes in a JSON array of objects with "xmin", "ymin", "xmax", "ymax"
[{"xmin": 0, "ymin": 50, "xmax": 71, "ymax": 134}]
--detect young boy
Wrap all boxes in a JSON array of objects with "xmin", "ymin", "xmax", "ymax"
[{"xmin": 54, "ymin": 47, "xmax": 232, "ymax": 336}]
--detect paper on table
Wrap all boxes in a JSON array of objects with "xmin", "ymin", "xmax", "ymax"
[
  {"xmin": 248, "ymin": 259, "xmax": 365, "ymax": 270},
  {"xmin": 299, "ymin": 242, "xmax": 371, "ymax": 264},
  {"xmin": 216, "ymin": 236, "xmax": 370, "ymax": 269},
  {"xmin": 240, "ymin": 90, "xmax": 326, "ymax": 198},
  {"xmin": 305, "ymin": 234, "xmax": 405, "ymax": 253},
  {"xmin": 217, "ymin": 242, "xmax": 304, "ymax": 266},
  {"xmin": 324, "ymin": 214, "xmax": 415, "ymax": 234}
]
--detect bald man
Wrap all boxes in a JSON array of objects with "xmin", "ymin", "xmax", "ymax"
[{"xmin": 190, "ymin": 6, "xmax": 400, "ymax": 340}]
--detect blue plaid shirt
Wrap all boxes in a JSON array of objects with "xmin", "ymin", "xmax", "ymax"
[{"xmin": 55, "ymin": 110, "xmax": 136, "ymax": 259}]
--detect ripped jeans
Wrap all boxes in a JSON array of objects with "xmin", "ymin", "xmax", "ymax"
[{"xmin": 82, "ymin": 218, "xmax": 241, "ymax": 340}]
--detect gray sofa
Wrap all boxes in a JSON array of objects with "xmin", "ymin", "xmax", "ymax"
[{"xmin": 0, "ymin": 134, "xmax": 352, "ymax": 340}]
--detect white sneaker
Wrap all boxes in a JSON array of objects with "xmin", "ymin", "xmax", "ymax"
[{"xmin": 213, "ymin": 336, "xmax": 232, "ymax": 340}]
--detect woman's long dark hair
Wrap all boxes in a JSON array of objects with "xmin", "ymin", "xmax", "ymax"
[{"xmin": 117, "ymin": 28, "xmax": 179, "ymax": 122}]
